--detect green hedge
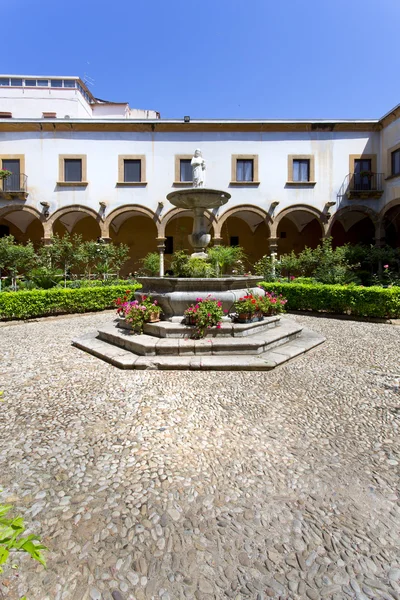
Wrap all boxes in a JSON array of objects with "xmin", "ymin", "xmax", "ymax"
[
  {"xmin": 60, "ymin": 279, "xmax": 139, "ymax": 289},
  {"xmin": 0, "ymin": 284, "xmax": 141, "ymax": 320},
  {"xmin": 259, "ymin": 282, "xmax": 400, "ymax": 319}
]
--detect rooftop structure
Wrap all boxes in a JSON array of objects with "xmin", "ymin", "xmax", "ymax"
[{"xmin": 0, "ymin": 74, "xmax": 160, "ymax": 120}]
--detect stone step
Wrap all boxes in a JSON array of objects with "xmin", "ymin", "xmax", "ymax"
[
  {"xmin": 97, "ymin": 317, "xmax": 303, "ymax": 356},
  {"xmin": 118, "ymin": 315, "xmax": 280, "ymax": 338},
  {"xmin": 72, "ymin": 326, "xmax": 325, "ymax": 371}
]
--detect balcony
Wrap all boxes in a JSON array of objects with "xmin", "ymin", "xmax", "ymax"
[
  {"xmin": 0, "ymin": 173, "xmax": 28, "ymax": 199},
  {"xmin": 340, "ymin": 172, "xmax": 384, "ymax": 200}
]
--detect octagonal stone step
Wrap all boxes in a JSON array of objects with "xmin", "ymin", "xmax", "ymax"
[
  {"xmin": 72, "ymin": 326, "xmax": 325, "ymax": 371},
  {"xmin": 96, "ymin": 317, "xmax": 303, "ymax": 356},
  {"xmin": 118, "ymin": 315, "xmax": 280, "ymax": 338}
]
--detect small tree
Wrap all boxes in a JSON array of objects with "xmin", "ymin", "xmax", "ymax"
[
  {"xmin": 140, "ymin": 252, "xmax": 160, "ymax": 276},
  {"xmin": 49, "ymin": 233, "xmax": 83, "ymax": 287},
  {"xmin": 112, "ymin": 243, "xmax": 130, "ymax": 278},
  {"xmin": 0, "ymin": 236, "xmax": 36, "ymax": 291},
  {"xmin": 207, "ymin": 245, "xmax": 247, "ymax": 275}
]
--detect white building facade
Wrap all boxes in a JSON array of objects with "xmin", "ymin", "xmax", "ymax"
[{"xmin": 0, "ymin": 75, "xmax": 399, "ymax": 273}]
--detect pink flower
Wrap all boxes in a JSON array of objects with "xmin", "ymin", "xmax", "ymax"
[
  {"xmin": 384, "ymin": 264, "xmax": 389, "ymax": 269},
  {"xmin": 216, "ymin": 323, "xmax": 221, "ymax": 329}
]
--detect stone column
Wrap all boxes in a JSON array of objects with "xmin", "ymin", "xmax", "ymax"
[
  {"xmin": 156, "ymin": 237, "xmax": 166, "ymax": 277},
  {"xmin": 212, "ymin": 236, "xmax": 223, "ymax": 246},
  {"xmin": 41, "ymin": 237, "xmax": 53, "ymax": 246},
  {"xmin": 268, "ymin": 237, "xmax": 279, "ymax": 277},
  {"xmin": 99, "ymin": 237, "xmax": 112, "ymax": 244}
]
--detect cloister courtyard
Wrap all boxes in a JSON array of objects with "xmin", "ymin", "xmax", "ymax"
[{"xmin": 0, "ymin": 311, "xmax": 399, "ymax": 600}]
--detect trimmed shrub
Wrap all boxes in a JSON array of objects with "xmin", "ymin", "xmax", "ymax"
[
  {"xmin": 59, "ymin": 279, "xmax": 139, "ymax": 289},
  {"xmin": 259, "ymin": 282, "xmax": 400, "ymax": 319},
  {"xmin": 0, "ymin": 284, "xmax": 141, "ymax": 320}
]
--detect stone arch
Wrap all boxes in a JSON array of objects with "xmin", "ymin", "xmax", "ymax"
[
  {"xmin": 0, "ymin": 204, "xmax": 45, "ymax": 244},
  {"xmin": 378, "ymin": 199, "xmax": 400, "ymax": 247},
  {"xmin": 328, "ymin": 205, "xmax": 378, "ymax": 246},
  {"xmin": 271, "ymin": 204, "xmax": 326, "ymax": 256},
  {"xmin": 105, "ymin": 204, "xmax": 160, "ymax": 236},
  {"xmin": 106, "ymin": 205, "xmax": 160, "ymax": 275},
  {"xmin": 215, "ymin": 204, "xmax": 272, "ymax": 238},
  {"xmin": 271, "ymin": 204, "xmax": 326, "ymax": 238},
  {"xmin": 159, "ymin": 207, "xmax": 217, "ymax": 239},
  {"xmin": 47, "ymin": 205, "xmax": 106, "ymax": 238},
  {"xmin": 327, "ymin": 205, "xmax": 378, "ymax": 236}
]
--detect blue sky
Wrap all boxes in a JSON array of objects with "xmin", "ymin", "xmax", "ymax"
[{"xmin": 4, "ymin": 0, "xmax": 399, "ymax": 119}]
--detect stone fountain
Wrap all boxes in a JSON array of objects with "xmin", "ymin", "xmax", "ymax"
[{"xmin": 73, "ymin": 149, "xmax": 325, "ymax": 369}]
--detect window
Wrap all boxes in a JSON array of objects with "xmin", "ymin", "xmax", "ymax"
[
  {"xmin": 63, "ymin": 80, "xmax": 76, "ymax": 88},
  {"xmin": 354, "ymin": 158, "xmax": 372, "ymax": 190},
  {"xmin": 2, "ymin": 159, "xmax": 20, "ymax": 192},
  {"xmin": 293, "ymin": 159, "xmax": 310, "ymax": 182},
  {"xmin": 391, "ymin": 149, "xmax": 400, "ymax": 176},
  {"xmin": 230, "ymin": 236, "xmax": 239, "ymax": 247},
  {"xmin": 124, "ymin": 159, "xmax": 141, "ymax": 182},
  {"xmin": 174, "ymin": 155, "xmax": 193, "ymax": 184},
  {"xmin": 64, "ymin": 159, "xmax": 82, "ymax": 182},
  {"xmin": 25, "ymin": 79, "xmax": 37, "ymax": 86},
  {"xmin": 180, "ymin": 159, "xmax": 192, "ymax": 182},
  {"xmin": 118, "ymin": 155, "xmax": 146, "ymax": 184},
  {"xmin": 10, "ymin": 78, "xmax": 22, "ymax": 86},
  {"xmin": 0, "ymin": 78, "xmax": 9, "ymax": 86},
  {"xmin": 51, "ymin": 79, "xmax": 62, "ymax": 88},
  {"xmin": 287, "ymin": 155, "xmax": 315, "ymax": 185},
  {"xmin": 231, "ymin": 155, "xmax": 259, "ymax": 184},
  {"xmin": 0, "ymin": 155, "xmax": 25, "ymax": 192},
  {"xmin": 37, "ymin": 79, "xmax": 49, "ymax": 87},
  {"xmin": 58, "ymin": 155, "xmax": 87, "ymax": 185},
  {"xmin": 165, "ymin": 236, "xmax": 174, "ymax": 254},
  {"xmin": 280, "ymin": 231, "xmax": 287, "ymax": 239},
  {"xmin": 236, "ymin": 159, "xmax": 253, "ymax": 182}
]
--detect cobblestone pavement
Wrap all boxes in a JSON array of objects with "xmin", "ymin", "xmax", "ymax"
[{"xmin": 0, "ymin": 312, "xmax": 399, "ymax": 600}]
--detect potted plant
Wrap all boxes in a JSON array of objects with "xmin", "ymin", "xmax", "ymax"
[
  {"xmin": 233, "ymin": 293, "xmax": 263, "ymax": 323},
  {"xmin": 183, "ymin": 296, "xmax": 224, "ymax": 338},
  {"xmin": 0, "ymin": 169, "xmax": 12, "ymax": 180},
  {"xmin": 259, "ymin": 290, "xmax": 287, "ymax": 315},
  {"xmin": 116, "ymin": 292, "xmax": 162, "ymax": 332}
]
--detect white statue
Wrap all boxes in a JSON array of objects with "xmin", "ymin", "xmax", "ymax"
[{"xmin": 191, "ymin": 149, "xmax": 206, "ymax": 188}]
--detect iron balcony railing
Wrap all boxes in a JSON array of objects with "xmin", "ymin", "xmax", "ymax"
[
  {"xmin": 337, "ymin": 172, "xmax": 384, "ymax": 200},
  {"xmin": 348, "ymin": 172, "xmax": 383, "ymax": 192},
  {"xmin": 1, "ymin": 173, "xmax": 28, "ymax": 193}
]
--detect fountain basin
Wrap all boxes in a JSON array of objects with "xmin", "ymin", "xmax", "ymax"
[
  {"xmin": 136, "ymin": 276, "xmax": 264, "ymax": 319},
  {"xmin": 167, "ymin": 187, "xmax": 231, "ymax": 210}
]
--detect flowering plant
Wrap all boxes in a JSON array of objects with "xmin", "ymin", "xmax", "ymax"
[
  {"xmin": 259, "ymin": 290, "xmax": 287, "ymax": 315},
  {"xmin": 233, "ymin": 292, "xmax": 263, "ymax": 316},
  {"xmin": 115, "ymin": 292, "xmax": 161, "ymax": 332},
  {"xmin": 0, "ymin": 169, "xmax": 12, "ymax": 180},
  {"xmin": 184, "ymin": 295, "xmax": 224, "ymax": 338}
]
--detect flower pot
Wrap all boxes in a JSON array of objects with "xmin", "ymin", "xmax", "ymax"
[
  {"xmin": 147, "ymin": 312, "xmax": 160, "ymax": 323},
  {"xmin": 235, "ymin": 312, "xmax": 264, "ymax": 323}
]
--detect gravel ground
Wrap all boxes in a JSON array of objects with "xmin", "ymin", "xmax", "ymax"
[{"xmin": 0, "ymin": 311, "xmax": 399, "ymax": 600}]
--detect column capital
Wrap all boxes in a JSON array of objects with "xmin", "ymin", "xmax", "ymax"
[
  {"xmin": 41, "ymin": 237, "xmax": 53, "ymax": 246},
  {"xmin": 212, "ymin": 236, "xmax": 223, "ymax": 246}
]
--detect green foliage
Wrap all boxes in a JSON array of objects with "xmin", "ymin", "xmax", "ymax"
[
  {"xmin": 140, "ymin": 252, "xmax": 160, "ymax": 276},
  {"xmin": 0, "ymin": 236, "xmax": 36, "ymax": 291},
  {"xmin": 0, "ymin": 285, "xmax": 141, "ymax": 320},
  {"xmin": 258, "ymin": 282, "xmax": 400, "ymax": 319},
  {"xmin": 47, "ymin": 233, "xmax": 83, "ymax": 287},
  {"xmin": 183, "ymin": 257, "xmax": 216, "ymax": 278},
  {"xmin": 60, "ymin": 279, "xmax": 138, "ymax": 289},
  {"xmin": 253, "ymin": 255, "xmax": 279, "ymax": 281},
  {"xmin": 278, "ymin": 238, "xmax": 357, "ymax": 284},
  {"xmin": 184, "ymin": 296, "xmax": 224, "ymax": 338},
  {"xmin": 207, "ymin": 245, "xmax": 246, "ymax": 275},
  {"xmin": 170, "ymin": 246, "xmax": 246, "ymax": 277},
  {"xmin": 170, "ymin": 250, "xmax": 189, "ymax": 277},
  {"xmin": 28, "ymin": 266, "xmax": 64, "ymax": 289},
  {"xmin": 0, "ymin": 501, "xmax": 47, "ymax": 574}
]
